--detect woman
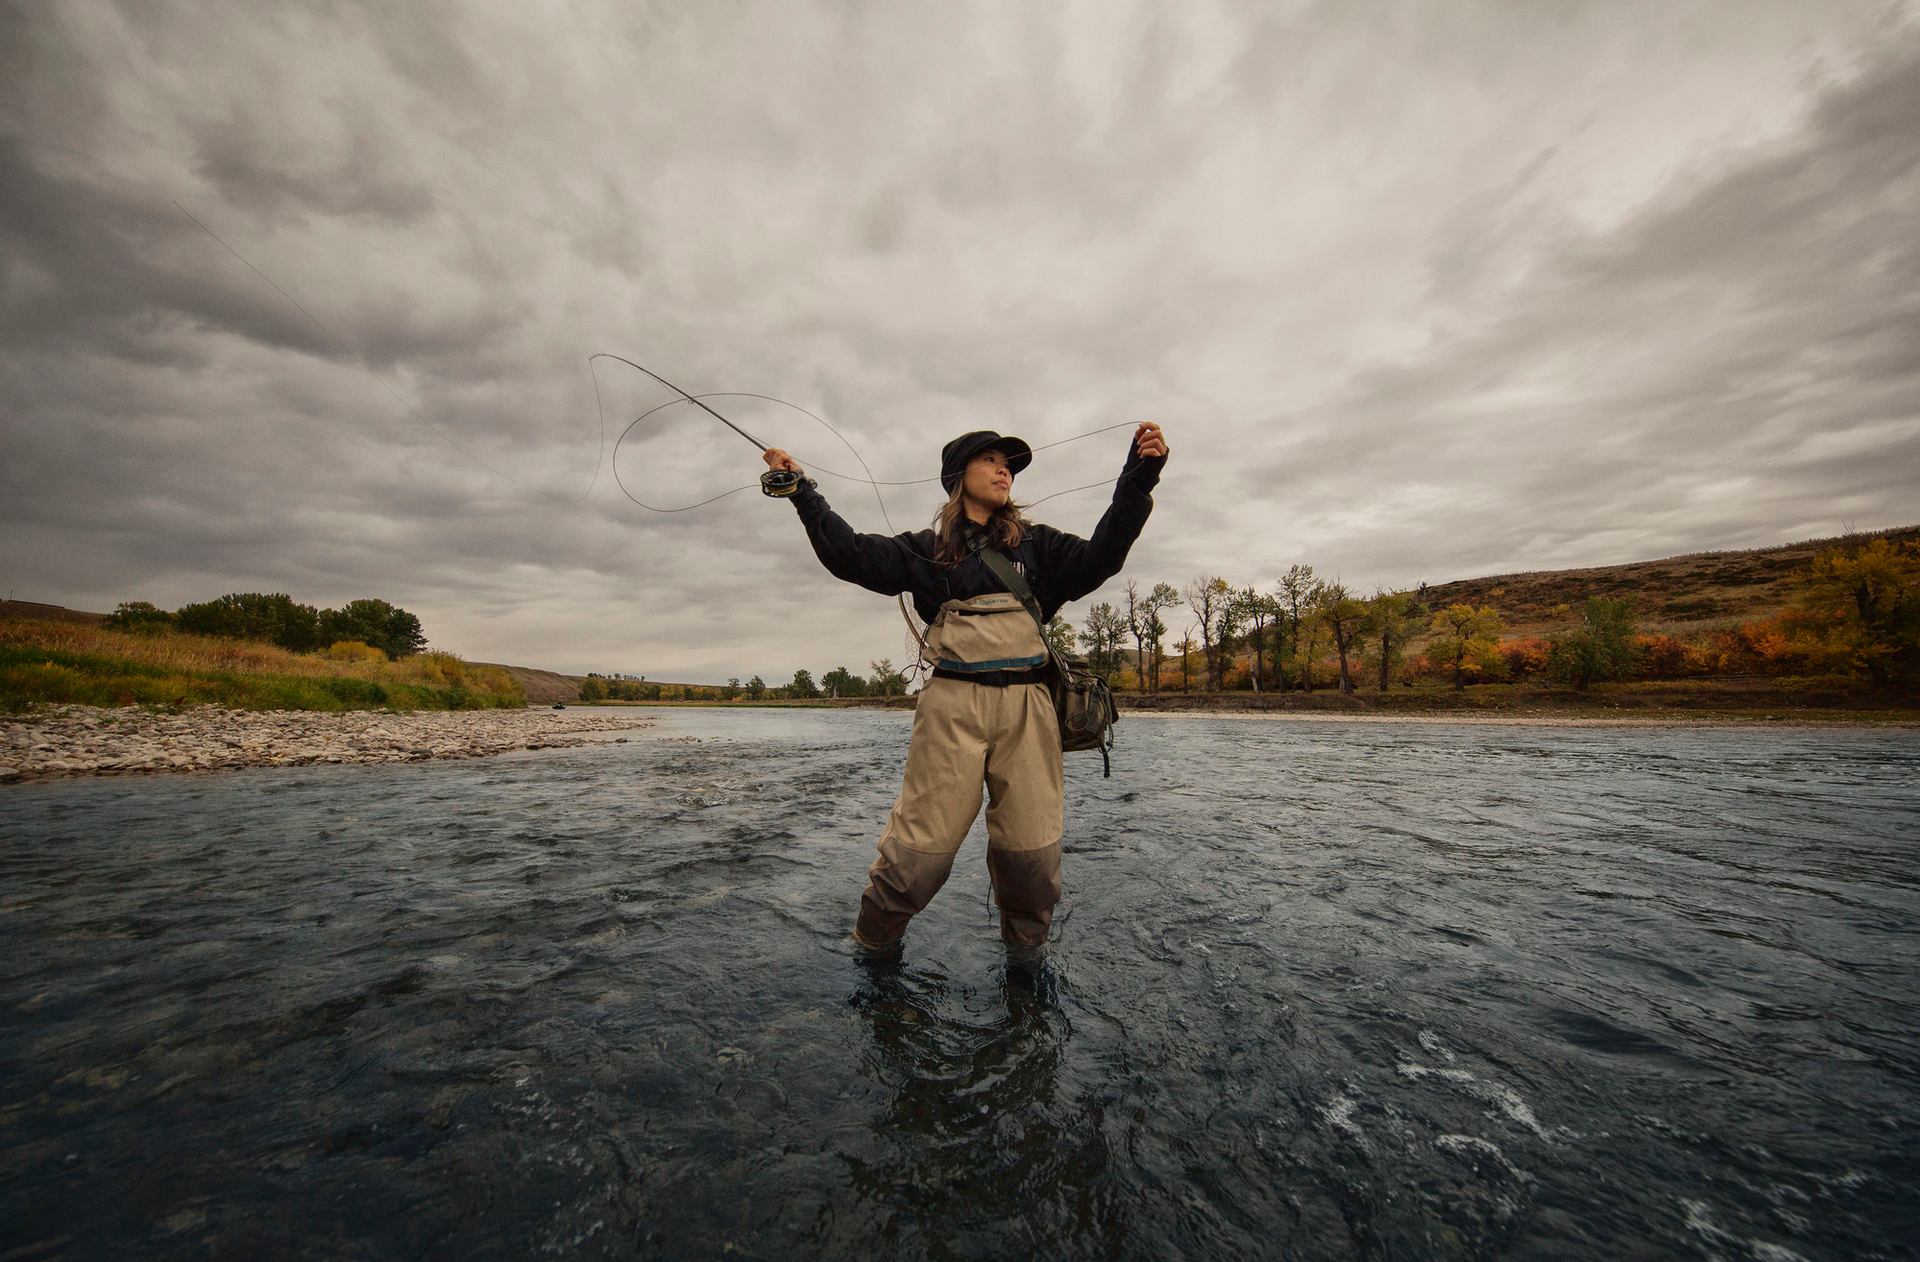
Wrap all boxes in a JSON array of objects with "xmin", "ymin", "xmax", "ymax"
[{"xmin": 761, "ymin": 422, "xmax": 1169, "ymax": 961}]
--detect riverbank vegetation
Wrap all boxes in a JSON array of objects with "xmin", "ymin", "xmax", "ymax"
[
  {"xmin": 1072, "ymin": 529, "xmax": 1917, "ymax": 715},
  {"xmin": 0, "ymin": 620, "xmax": 523, "ymax": 713},
  {"xmin": 103, "ymin": 592, "xmax": 429, "ymax": 659}
]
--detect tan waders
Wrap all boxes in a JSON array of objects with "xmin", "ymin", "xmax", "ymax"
[{"xmin": 854, "ymin": 596, "xmax": 1065, "ymax": 951}]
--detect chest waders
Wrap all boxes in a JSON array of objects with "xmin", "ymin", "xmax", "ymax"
[{"xmin": 853, "ymin": 594, "xmax": 1066, "ymax": 952}]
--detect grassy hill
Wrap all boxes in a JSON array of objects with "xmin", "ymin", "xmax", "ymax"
[
  {"xmin": 1416, "ymin": 525, "xmax": 1920, "ymax": 635},
  {"xmin": 0, "ymin": 601, "xmax": 729, "ymax": 710},
  {"xmin": 0, "ymin": 600, "xmax": 106, "ymax": 626},
  {"xmin": 478, "ymin": 663, "xmax": 585, "ymax": 706},
  {"xmin": 1, "ymin": 619, "xmax": 524, "ymax": 712}
]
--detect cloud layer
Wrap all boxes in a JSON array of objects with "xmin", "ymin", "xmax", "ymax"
[{"xmin": 4, "ymin": 1, "xmax": 1916, "ymax": 678}]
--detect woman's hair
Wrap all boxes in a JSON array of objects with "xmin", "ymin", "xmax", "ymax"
[{"xmin": 932, "ymin": 482, "xmax": 1029, "ymax": 565}]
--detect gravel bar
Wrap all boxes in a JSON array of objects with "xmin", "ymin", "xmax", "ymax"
[{"xmin": 0, "ymin": 706, "xmax": 655, "ymax": 783}]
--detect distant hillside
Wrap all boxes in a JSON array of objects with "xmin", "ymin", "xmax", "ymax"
[
  {"xmin": 1417, "ymin": 525, "xmax": 1920, "ymax": 634},
  {"xmin": 0, "ymin": 600, "xmax": 105, "ymax": 626},
  {"xmin": 477, "ymin": 665, "xmax": 728, "ymax": 706},
  {"xmin": 478, "ymin": 663, "xmax": 585, "ymax": 706}
]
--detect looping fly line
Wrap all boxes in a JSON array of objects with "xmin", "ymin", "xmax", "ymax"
[{"xmin": 592, "ymin": 353, "xmax": 1146, "ymax": 543}]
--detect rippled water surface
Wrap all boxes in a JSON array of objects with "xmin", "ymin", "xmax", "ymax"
[{"xmin": 3, "ymin": 710, "xmax": 1918, "ymax": 1259}]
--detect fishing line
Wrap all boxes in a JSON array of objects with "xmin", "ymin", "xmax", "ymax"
[
  {"xmin": 597, "ymin": 361, "xmax": 1149, "ymax": 538},
  {"xmin": 592, "ymin": 361, "xmax": 1157, "ymax": 670}
]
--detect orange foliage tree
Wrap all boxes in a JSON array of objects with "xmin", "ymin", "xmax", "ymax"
[
  {"xmin": 1427, "ymin": 604, "xmax": 1505, "ymax": 689},
  {"xmin": 1499, "ymin": 637, "xmax": 1550, "ymax": 681},
  {"xmin": 1790, "ymin": 538, "xmax": 1920, "ymax": 687}
]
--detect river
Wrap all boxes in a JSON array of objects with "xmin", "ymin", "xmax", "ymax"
[{"xmin": 3, "ymin": 710, "xmax": 1916, "ymax": 1259}]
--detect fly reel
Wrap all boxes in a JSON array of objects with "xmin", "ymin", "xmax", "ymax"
[{"xmin": 760, "ymin": 469, "xmax": 802, "ymax": 497}]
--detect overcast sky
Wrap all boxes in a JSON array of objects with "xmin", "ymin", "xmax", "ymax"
[{"xmin": 4, "ymin": 1, "xmax": 1917, "ymax": 680}]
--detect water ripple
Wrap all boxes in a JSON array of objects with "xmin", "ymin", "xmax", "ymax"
[{"xmin": 2, "ymin": 711, "xmax": 1916, "ymax": 1259}]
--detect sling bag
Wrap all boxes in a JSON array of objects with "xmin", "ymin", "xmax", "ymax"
[{"xmin": 976, "ymin": 546, "xmax": 1119, "ymax": 777}]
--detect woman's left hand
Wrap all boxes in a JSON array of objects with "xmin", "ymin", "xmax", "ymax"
[{"xmin": 1133, "ymin": 422, "xmax": 1169, "ymax": 460}]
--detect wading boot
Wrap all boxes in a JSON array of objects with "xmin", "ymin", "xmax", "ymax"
[{"xmin": 1003, "ymin": 941, "xmax": 1057, "ymax": 1006}]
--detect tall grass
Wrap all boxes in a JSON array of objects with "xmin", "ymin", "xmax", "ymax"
[{"xmin": 0, "ymin": 620, "xmax": 524, "ymax": 712}]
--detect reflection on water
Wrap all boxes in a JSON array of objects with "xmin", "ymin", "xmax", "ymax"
[{"xmin": 2, "ymin": 710, "xmax": 1917, "ymax": 1259}]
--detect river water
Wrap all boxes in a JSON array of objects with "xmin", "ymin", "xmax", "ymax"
[{"xmin": 2, "ymin": 710, "xmax": 1916, "ymax": 1260}]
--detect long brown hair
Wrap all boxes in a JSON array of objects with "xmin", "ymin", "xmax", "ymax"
[{"xmin": 932, "ymin": 483, "xmax": 1030, "ymax": 565}]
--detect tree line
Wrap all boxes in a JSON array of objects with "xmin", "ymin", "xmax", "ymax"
[
  {"xmin": 1058, "ymin": 571, "xmax": 1466, "ymax": 693},
  {"xmin": 1065, "ymin": 537, "xmax": 1919, "ymax": 693},
  {"xmin": 103, "ymin": 593, "xmax": 428, "ymax": 660},
  {"xmin": 590, "ymin": 536, "xmax": 1914, "ymax": 702},
  {"xmin": 579, "ymin": 658, "xmax": 913, "ymax": 702}
]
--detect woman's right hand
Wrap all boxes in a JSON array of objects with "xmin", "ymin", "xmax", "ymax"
[{"xmin": 763, "ymin": 447, "xmax": 802, "ymax": 475}]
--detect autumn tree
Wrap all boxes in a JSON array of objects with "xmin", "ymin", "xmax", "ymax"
[
  {"xmin": 1232, "ymin": 587, "xmax": 1279, "ymax": 692},
  {"xmin": 103, "ymin": 600, "xmax": 175, "ymax": 634},
  {"xmin": 1315, "ymin": 581, "xmax": 1369, "ymax": 695},
  {"xmin": 1794, "ymin": 538, "xmax": 1920, "ymax": 687},
  {"xmin": 1175, "ymin": 627, "xmax": 1198, "ymax": 692},
  {"xmin": 1080, "ymin": 602, "xmax": 1130, "ymax": 683},
  {"xmin": 1275, "ymin": 564, "xmax": 1319, "ymax": 690},
  {"xmin": 1184, "ymin": 576, "xmax": 1230, "ymax": 690},
  {"xmin": 1428, "ymin": 604, "xmax": 1505, "ymax": 689},
  {"xmin": 175, "ymin": 592, "xmax": 322, "ymax": 651},
  {"xmin": 821, "ymin": 666, "xmax": 868, "ymax": 698},
  {"xmin": 1123, "ymin": 581, "xmax": 1147, "ymax": 690},
  {"xmin": 1367, "ymin": 590, "xmax": 1425, "ymax": 690},
  {"xmin": 317, "ymin": 598, "xmax": 425, "ymax": 659},
  {"xmin": 1043, "ymin": 617, "xmax": 1077, "ymax": 662},
  {"xmin": 1213, "ymin": 587, "xmax": 1248, "ymax": 689},
  {"xmin": 1545, "ymin": 598, "xmax": 1637, "ymax": 689},
  {"xmin": 1144, "ymin": 582, "xmax": 1180, "ymax": 691},
  {"xmin": 869, "ymin": 658, "xmax": 908, "ymax": 696},
  {"xmin": 1294, "ymin": 595, "xmax": 1330, "ymax": 691}
]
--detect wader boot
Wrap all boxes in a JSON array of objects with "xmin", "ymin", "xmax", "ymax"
[{"xmin": 1002, "ymin": 939, "xmax": 1057, "ymax": 1003}]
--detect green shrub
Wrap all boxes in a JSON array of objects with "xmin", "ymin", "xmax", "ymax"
[
  {"xmin": 325, "ymin": 640, "xmax": 389, "ymax": 664},
  {"xmin": 1545, "ymin": 598, "xmax": 1638, "ymax": 689},
  {"xmin": 102, "ymin": 601, "xmax": 176, "ymax": 634}
]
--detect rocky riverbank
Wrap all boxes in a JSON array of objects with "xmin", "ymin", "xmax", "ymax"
[{"xmin": 0, "ymin": 706, "xmax": 656, "ymax": 783}]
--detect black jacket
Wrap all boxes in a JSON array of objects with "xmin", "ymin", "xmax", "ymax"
[{"xmin": 790, "ymin": 444, "xmax": 1165, "ymax": 624}]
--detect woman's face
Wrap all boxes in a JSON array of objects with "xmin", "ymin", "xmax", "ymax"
[{"xmin": 961, "ymin": 449, "xmax": 1014, "ymax": 510}]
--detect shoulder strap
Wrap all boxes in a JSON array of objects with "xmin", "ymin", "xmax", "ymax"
[{"xmin": 977, "ymin": 547, "xmax": 1047, "ymax": 638}]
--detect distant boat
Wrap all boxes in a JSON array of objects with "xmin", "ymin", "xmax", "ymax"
[{"xmin": 552, "ymin": 702, "xmax": 567, "ymax": 709}]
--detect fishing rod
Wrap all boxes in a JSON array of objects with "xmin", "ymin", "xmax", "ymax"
[{"xmin": 587, "ymin": 354, "xmax": 804, "ymax": 498}]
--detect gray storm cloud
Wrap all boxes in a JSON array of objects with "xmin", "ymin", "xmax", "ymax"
[{"xmin": 3, "ymin": 0, "xmax": 1916, "ymax": 679}]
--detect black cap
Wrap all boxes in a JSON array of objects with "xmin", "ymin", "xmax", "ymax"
[{"xmin": 940, "ymin": 430, "xmax": 1033, "ymax": 495}]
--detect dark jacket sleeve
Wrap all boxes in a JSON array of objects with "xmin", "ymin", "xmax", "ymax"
[
  {"xmin": 789, "ymin": 481, "xmax": 921, "ymax": 597},
  {"xmin": 1035, "ymin": 447, "xmax": 1167, "ymax": 609}
]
